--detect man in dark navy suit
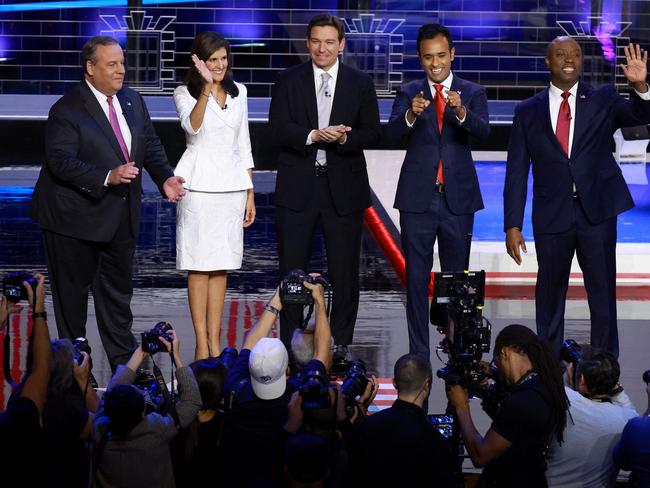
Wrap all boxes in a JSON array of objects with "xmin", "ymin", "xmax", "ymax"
[
  {"xmin": 387, "ymin": 24, "xmax": 490, "ymax": 360},
  {"xmin": 504, "ymin": 37, "xmax": 650, "ymax": 357},
  {"xmin": 30, "ymin": 36, "xmax": 185, "ymax": 369},
  {"xmin": 269, "ymin": 14, "xmax": 381, "ymax": 361}
]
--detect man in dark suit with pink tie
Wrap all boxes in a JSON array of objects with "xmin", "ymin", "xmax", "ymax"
[
  {"xmin": 387, "ymin": 24, "xmax": 490, "ymax": 360},
  {"xmin": 30, "ymin": 36, "xmax": 185, "ymax": 370},
  {"xmin": 504, "ymin": 37, "xmax": 650, "ymax": 357}
]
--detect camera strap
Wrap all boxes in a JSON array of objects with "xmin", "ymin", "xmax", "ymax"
[{"xmin": 151, "ymin": 355, "xmax": 181, "ymax": 429}]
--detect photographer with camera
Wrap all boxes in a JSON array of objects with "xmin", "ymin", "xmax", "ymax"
[
  {"xmin": 546, "ymin": 346, "xmax": 637, "ymax": 487},
  {"xmin": 92, "ymin": 327, "xmax": 200, "ymax": 487},
  {"xmin": 221, "ymin": 278, "xmax": 330, "ymax": 487},
  {"xmin": 42, "ymin": 337, "xmax": 100, "ymax": 487},
  {"xmin": 613, "ymin": 371, "xmax": 650, "ymax": 488},
  {"xmin": 447, "ymin": 324, "xmax": 569, "ymax": 487},
  {"xmin": 356, "ymin": 353, "xmax": 455, "ymax": 486},
  {"xmin": 0, "ymin": 274, "xmax": 52, "ymax": 484}
]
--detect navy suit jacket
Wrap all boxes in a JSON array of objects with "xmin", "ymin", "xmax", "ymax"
[
  {"xmin": 504, "ymin": 83, "xmax": 650, "ymax": 235},
  {"xmin": 30, "ymin": 80, "xmax": 173, "ymax": 242},
  {"xmin": 387, "ymin": 76, "xmax": 490, "ymax": 215},
  {"xmin": 269, "ymin": 61, "xmax": 381, "ymax": 216}
]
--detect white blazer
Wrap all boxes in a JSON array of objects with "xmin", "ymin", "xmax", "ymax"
[{"xmin": 173, "ymin": 82, "xmax": 254, "ymax": 192}]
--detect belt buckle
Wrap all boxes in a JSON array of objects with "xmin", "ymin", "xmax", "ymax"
[{"xmin": 315, "ymin": 165, "xmax": 328, "ymax": 176}]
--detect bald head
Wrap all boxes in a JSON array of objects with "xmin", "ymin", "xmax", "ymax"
[{"xmin": 545, "ymin": 36, "xmax": 582, "ymax": 90}]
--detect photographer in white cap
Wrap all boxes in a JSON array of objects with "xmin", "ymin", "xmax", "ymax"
[{"xmin": 221, "ymin": 279, "xmax": 331, "ymax": 487}]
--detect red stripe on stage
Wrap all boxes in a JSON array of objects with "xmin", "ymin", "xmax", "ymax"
[{"xmin": 227, "ymin": 299, "xmax": 239, "ymax": 348}]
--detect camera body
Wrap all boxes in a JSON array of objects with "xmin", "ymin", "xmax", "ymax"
[
  {"xmin": 2, "ymin": 272, "xmax": 37, "ymax": 302},
  {"xmin": 560, "ymin": 339, "xmax": 582, "ymax": 365},
  {"xmin": 280, "ymin": 269, "xmax": 329, "ymax": 306},
  {"xmin": 141, "ymin": 322, "xmax": 173, "ymax": 354},
  {"xmin": 72, "ymin": 337, "xmax": 92, "ymax": 367},
  {"xmin": 340, "ymin": 359, "xmax": 369, "ymax": 405},
  {"xmin": 297, "ymin": 366, "xmax": 337, "ymax": 437}
]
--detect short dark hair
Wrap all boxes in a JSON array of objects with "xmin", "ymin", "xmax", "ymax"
[
  {"xmin": 577, "ymin": 347, "xmax": 620, "ymax": 396},
  {"xmin": 393, "ymin": 354, "xmax": 432, "ymax": 396},
  {"xmin": 82, "ymin": 36, "xmax": 120, "ymax": 74},
  {"xmin": 185, "ymin": 31, "xmax": 239, "ymax": 100},
  {"xmin": 189, "ymin": 358, "xmax": 227, "ymax": 411},
  {"xmin": 417, "ymin": 23, "xmax": 454, "ymax": 55},
  {"xmin": 307, "ymin": 14, "xmax": 345, "ymax": 42},
  {"xmin": 103, "ymin": 384, "xmax": 145, "ymax": 439}
]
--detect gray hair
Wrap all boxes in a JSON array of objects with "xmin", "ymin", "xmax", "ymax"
[
  {"xmin": 291, "ymin": 327, "xmax": 315, "ymax": 368},
  {"xmin": 81, "ymin": 36, "xmax": 120, "ymax": 74}
]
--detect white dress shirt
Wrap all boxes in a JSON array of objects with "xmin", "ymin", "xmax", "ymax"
[{"xmin": 307, "ymin": 59, "xmax": 340, "ymax": 145}]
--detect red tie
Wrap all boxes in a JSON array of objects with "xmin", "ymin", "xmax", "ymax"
[
  {"xmin": 434, "ymin": 84, "xmax": 445, "ymax": 184},
  {"xmin": 556, "ymin": 91, "xmax": 571, "ymax": 156},
  {"xmin": 107, "ymin": 96, "xmax": 130, "ymax": 164}
]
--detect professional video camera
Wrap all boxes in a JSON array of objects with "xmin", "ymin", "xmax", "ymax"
[
  {"xmin": 431, "ymin": 269, "xmax": 491, "ymax": 394},
  {"xmin": 2, "ymin": 272, "xmax": 37, "ymax": 302},
  {"xmin": 141, "ymin": 322, "xmax": 174, "ymax": 354},
  {"xmin": 280, "ymin": 269, "xmax": 330, "ymax": 306}
]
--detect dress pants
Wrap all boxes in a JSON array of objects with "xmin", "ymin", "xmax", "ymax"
[
  {"xmin": 276, "ymin": 173, "xmax": 363, "ymax": 349},
  {"xmin": 400, "ymin": 190, "xmax": 474, "ymax": 360},
  {"xmin": 43, "ymin": 202, "xmax": 137, "ymax": 370},
  {"xmin": 534, "ymin": 197, "xmax": 619, "ymax": 357}
]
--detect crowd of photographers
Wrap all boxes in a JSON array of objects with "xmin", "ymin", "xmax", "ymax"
[{"xmin": 1, "ymin": 272, "xmax": 650, "ymax": 487}]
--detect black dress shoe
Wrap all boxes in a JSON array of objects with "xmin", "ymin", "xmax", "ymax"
[{"xmin": 332, "ymin": 345, "xmax": 352, "ymax": 364}]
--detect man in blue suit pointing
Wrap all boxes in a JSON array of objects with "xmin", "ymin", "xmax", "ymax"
[
  {"xmin": 387, "ymin": 24, "xmax": 490, "ymax": 360},
  {"xmin": 504, "ymin": 37, "xmax": 650, "ymax": 357}
]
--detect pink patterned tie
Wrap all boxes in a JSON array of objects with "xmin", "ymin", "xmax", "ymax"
[{"xmin": 107, "ymin": 96, "xmax": 130, "ymax": 163}]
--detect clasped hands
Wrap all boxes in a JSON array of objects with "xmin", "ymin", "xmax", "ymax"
[{"xmin": 312, "ymin": 124, "xmax": 351, "ymax": 144}]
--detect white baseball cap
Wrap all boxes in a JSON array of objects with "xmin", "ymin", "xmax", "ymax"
[{"xmin": 249, "ymin": 338, "xmax": 289, "ymax": 400}]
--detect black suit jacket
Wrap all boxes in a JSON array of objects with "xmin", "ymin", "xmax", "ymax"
[
  {"xmin": 30, "ymin": 80, "xmax": 173, "ymax": 242},
  {"xmin": 268, "ymin": 61, "xmax": 381, "ymax": 216}
]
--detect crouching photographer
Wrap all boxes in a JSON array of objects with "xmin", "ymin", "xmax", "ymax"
[
  {"xmin": 446, "ymin": 324, "xmax": 569, "ymax": 487},
  {"xmin": 91, "ymin": 326, "xmax": 201, "ymax": 487},
  {"xmin": 545, "ymin": 344, "xmax": 638, "ymax": 487}
]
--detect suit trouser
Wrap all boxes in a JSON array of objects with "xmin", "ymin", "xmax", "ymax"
[
  {"xmin": 400, "ymin": 191, "xmax": 474, "ymax": 360},
  {"xmin": 276, "ymin": 174, "xmax": 363, "ymax": 349},
  {"xmin": 42, "ymin": 204, "xmax": 137, "ymax": 370},
  {"xmin": 534, "ymin": 197, "xmax": 618, "ymax": 357}
]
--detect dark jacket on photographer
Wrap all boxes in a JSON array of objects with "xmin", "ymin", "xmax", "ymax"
[{"xmin": 91, "ymin": 364, "xmax": 201, "ymax": 488}]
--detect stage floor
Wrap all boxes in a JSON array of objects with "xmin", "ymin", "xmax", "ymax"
[{"xmin": 1, "ymin": 161, "xmax": 649, "ymax": 435}]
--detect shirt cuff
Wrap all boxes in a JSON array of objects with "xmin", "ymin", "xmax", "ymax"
[
  {"xmin": 456, "ymin": 108, "xmax": 467, "ymax": 124},
  {"xmin": 405, "ymin": 110, "xmax": 416, "ymax": 128},
  {"xmin": 104, "ymin": 171, "xmax": 110, "ymax": 187},
  {"xmin": 306, "ymin": 130, "xmax": 315, "ymax": 145},
  {"xmin": 635, "ymin": 83, "xmax": 650, "ymax": 100},
  {"xmin": 338, "ymin": 133, "xmax": 347, "ymax": 145}
]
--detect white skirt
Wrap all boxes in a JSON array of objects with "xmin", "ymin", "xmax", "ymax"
[{"xmin": 176, "ymin": 190, "xmax": 247, "ymax": 271}]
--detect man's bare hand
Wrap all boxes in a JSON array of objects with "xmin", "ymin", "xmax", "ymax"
[
  {"xmin": 163, "ymin": 176, "xmax": 186, "ymax": 203},
  {"xmin": 446, "ymin": 90, "xmax": 466, "ymax": 119},
  {"xmin": 317, "ymin": 124, "xmax": 351, "ymax": 143},
  {"xmin": 407, "ymin": 91, "xmax": 430, "ymax": 124},
  {"xmin": 620, "ymin": 44, "xmax": 648, "ymax": 91},
  {"xmin": 108, "ymin": 162, "xmax": 139, "ymax": 185},
  {"xmin": 505, "ymin": 227, "xmax": 527, "ymax": 265}
]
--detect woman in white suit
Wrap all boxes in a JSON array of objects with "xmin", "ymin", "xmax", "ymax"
[{"xmin": 174, "ymin": 32, "xmax": 255, "ymax": 360}]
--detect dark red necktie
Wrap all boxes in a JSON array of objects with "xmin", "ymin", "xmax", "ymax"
[
  {"xmin": 434, "ymin": 84, "xmax": 445, "ymax": 184},
  {"xmin": 555, "ymin": 91, "xmax": 571, "ymax": 156}
]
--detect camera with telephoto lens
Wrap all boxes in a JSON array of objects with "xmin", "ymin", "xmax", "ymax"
[
  {"xmin": 432, "ymin": 270, "xmax": 491, "ymax": 395},
  {"xmin": 280, "ymin": 269, "xmax": 330, "ymax": 306},
  {"xmin": 341, "ymin": 359, "xmax": 370, "ymax": 408},
  {"xmin": 2, "ymin": 272, "xmax": 37, "ymax": 303},
  {"xmin": 560, "ymin": 339, "xmax": 582, "ymax": 365},
  {"xmin": 72, "ymin": 337, "xmax": 92, "ymax": 368},
  {"xmin": 141, "ymin": 322, "xmax": 174, "ymax": 354},
  {"xmin": 298, "ymin": 366, "xmax": 336, "ymax": 437}
]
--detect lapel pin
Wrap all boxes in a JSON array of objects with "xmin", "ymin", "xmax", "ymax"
[
  {"xmin": 580, "ymin": 95, "xmax": 586, "ymax": 99},
  {"xmin": 126, "ymin": 101, "xmax": 132, "ymax": 106}
]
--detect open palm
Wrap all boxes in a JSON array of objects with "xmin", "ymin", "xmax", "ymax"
[
  {"xmin": 620, "ymin": 43, "xmax": 648, "ymax": 84},
  {"xmin": 191, "ymin": 54, "xmax": 213, "ymax": 84}
]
